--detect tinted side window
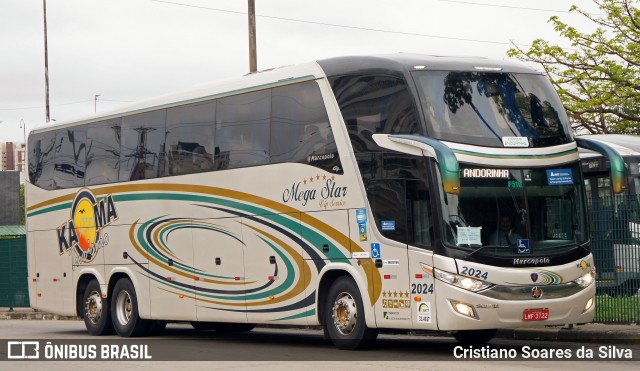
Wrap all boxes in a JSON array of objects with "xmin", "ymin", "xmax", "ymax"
[
  {"xmin": 329, "ymin": 75, "xmax": 422, "ymax": 153},
  {"xmin": 119, "ymin": 110, "xmax": 166, "ymax": 181},
  {"xmin": 215, "ymin": 90, "xmax": 270, "ymax": 170},
  {"xmin": 270, "ymin": 81, "xmax": 342, "ymax": 173},
  {"xmin": 361, "ymin": 155, "xmax": 433, "ymax": 248},
  {"xmin": 165, "ymin": 101, "xmax": 216, "ymax": 176},
  {"xmin": 406, "ymin": 179, "xmax": 431, "ymax": 247},
  {"xmin": 85, "ymin": 119, "xmax": 122, "ymax": 186},
  {"xmin": 54, "ymin": 127, "xmax": 86, "ymax": 189},
  {"xmin": 366, "ymin": 179, "xmax": 408, "ymax": 243},
  {"xmin": 28, "ymin": 131, "xmax": 57, "ymax": 189}
]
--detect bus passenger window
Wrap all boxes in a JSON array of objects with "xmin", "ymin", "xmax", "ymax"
[
  {"xmin": 329, "ymin": 75, "xmax": 422, "ymax": 153},
  {"xmin": 270, "ymin": 81, "xmax": 341, "ymax": 173},
  {"xmin": 28, "ymin": 131, "xmax": 57, "ymax": 190},
  {"xmin": 54, "ymin": 127, "xmax": 86, "ymax": 189},
  {"xmin": 119, "ymin": 110, "xmax": 166, "ymax": 181},
  {"xmin": 165, "ymin": 101, "xmax": 216, "ymax": 176},
  {"xmin": 85, "ymin": 119, "xmax": 122, "ymax": 186},
  {"xmin": 215, "ymin": 90, "xmax": 270, "ymax": 170}
]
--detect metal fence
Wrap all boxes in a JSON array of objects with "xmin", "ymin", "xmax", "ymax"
[
  {"xmin": 588, "ymin": 194, "xmax": 640, "ymax": 323},
  {"xmin": 0, "ymin": 236, "xmax": 29, "ymax": 309}
]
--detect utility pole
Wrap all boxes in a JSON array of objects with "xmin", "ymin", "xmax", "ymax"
[
  {"xmin": 248, "ymin": 0, "xmax": 257, "ymax": 73},
  {"xmin": 43, "ymin": 0, "xmax": 51, "ymax": 123}
]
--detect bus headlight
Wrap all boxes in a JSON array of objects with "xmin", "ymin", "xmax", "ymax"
[
  {"xmin": 573, "ymin": 269, "xmax": 596, "ymax": 288},
  {"xmin": 448, "ymin": 300, "xmax": 478, "ymax": 319},
  {"xmin": 434, "ymin": 269, "xmax": 493, "ymax": 292},
  {"xmin": 583, "ymin": 297, "xmax": 594, "ymax": 313}
]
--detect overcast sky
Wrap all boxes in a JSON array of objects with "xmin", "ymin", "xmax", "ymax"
[{"xmin": 0, "ymin": 0, "xmax": 603, "ymax": 142}]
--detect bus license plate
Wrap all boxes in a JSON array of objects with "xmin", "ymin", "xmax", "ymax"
[{"xmin": 522, "ymin": 308, "xmax": 549, "ymax": 321}]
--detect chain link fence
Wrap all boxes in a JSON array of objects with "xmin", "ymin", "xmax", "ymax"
[
  {"xmin": 589, "ymin": 194, "xmax": 640, "ymax": 323},
  {"xmin": 0, "ymin": 236, "xmax": 29, "ymax": 309}
]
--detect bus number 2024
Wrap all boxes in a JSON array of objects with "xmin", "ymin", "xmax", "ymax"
[{"xmin": 411, "ymin": 283, "xmax": 434, "ymax": 294}]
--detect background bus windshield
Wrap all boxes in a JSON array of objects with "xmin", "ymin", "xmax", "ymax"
[
  {"xmin": 413, "ymin": 71, "xmax": 573, "ymax": 147},
  {"xmin": 442, "ymin": 163, "xmax": 588, "ymax": 257}
]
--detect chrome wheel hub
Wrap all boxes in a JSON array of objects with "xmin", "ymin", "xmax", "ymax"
[
  {"xmin": 332, "ymin": 292, "xmax": 357, "ymax": 335},
  {"xmin": 115, "ymin": 290, "xmax": 133, "ymax": 326},
  {"xmin": 85, "ymin": 291, "xmax": 102, "ymax": 325}
]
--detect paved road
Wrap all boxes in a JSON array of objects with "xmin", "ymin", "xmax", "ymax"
[{"xmin": 0, "ymin": 320, "xmax": 638, "ymax": 369}]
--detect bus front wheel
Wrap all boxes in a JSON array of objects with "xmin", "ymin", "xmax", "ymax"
[
  {"xmin": 82, "ymin": 279, "xmax": 114, "ymax": 335},
  {"xmin": 324, "ymin": 276, "xmax": 378, "ymax": 350},
  {"xmin": 111, "ymin": 278, "xmax": 150, "ymax": 337}
]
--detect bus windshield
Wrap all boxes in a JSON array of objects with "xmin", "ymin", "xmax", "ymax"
[
  {"xmin": 441, "ymin": 163, "xmax": 588, "ymax": 258},
  {"xmin": 413, "ymin": 71, "xmax": 573, "ymax": 147}
]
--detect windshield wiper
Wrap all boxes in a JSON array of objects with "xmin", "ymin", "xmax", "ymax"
[{"xmin": 465, "ymin": 244, "xmax": 504, "ymax": 258}]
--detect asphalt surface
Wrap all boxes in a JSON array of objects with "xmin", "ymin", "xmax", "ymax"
[{"xmin": 2, "ymin": 307, "xmax": 639, "ymax": 344}]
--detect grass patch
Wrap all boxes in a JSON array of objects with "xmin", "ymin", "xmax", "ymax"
[{"xmin": 595, "ymin": 295, "xmax": 640, "ymax": 323}]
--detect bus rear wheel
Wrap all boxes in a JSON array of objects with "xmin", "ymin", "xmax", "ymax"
[
  {"xmin": 324, "ymin": 276, "xmax": 378, "ymax": 350},
  {"xmin": 82, "ymin": 279, "xmax": 114, "ymax": 335},
  {"xmin": 111, "ymin": 278, "xmax": 150, "ymax": 337},
  {"xmin": 452, "ymin": 329, "xmax": 497, "ymax": 344}
]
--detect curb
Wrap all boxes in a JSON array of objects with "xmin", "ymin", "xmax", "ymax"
[
  {"xmin": 0, "ymin": 311, "xmax": 80, "ymax": 321},
  {"xmin": 497, "ymin": 326, "xmax": 640, "ymax": 343}
]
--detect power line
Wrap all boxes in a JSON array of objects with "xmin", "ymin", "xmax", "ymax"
[
  {"xmin": 100, "ymin": 98, "xmax": 134, "ymax": 103},
  {"xmin": 0, "ymin": 98, "xmax": 133, "ymax": 111},
  {"xmin": 0, "ymin": 99, "xmax": 93, "ymax": 111},
  {"xmin": 435, "ymin": 0, "xmax": 604, "ymax": 15},
  {"xmin": 150, "ymin": 0, "xmax": 530, "ymax": 47}
]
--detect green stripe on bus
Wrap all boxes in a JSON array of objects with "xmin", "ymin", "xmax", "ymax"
[{"xmin": 273, "ymin": 308, "xmax": 315, "ymax": 321}]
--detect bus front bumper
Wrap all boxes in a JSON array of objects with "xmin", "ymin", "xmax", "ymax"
[{"xmin": 434, "ymin": 279, "xmax": 596, "ymax": 330}]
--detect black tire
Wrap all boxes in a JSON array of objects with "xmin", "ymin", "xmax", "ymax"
[
  {"xmin": 110, "ymin": 278, "xmax": 150, "ymax": 337},
  {"xmin": 324, "ymin": 276, "xmax": 378, "ymax": 350},
  {"xmin": 82, "ymin": 279, "xmax": 114, "ymax": 335},
  {"xmin": 452, "ymin": 329, "xmax": 497, "ymax": 345},
  {"xmin": 146, "ymin": 320, "xmax": 167, "ymax": 336},
  {"xmin": 191, "ymin": 321, "xmax": 216, "ymax": 331}
]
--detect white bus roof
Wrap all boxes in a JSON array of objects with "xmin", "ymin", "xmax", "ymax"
[{"xmin": 30, "ymin": 53, "xmax": 540, "ymax": 136}]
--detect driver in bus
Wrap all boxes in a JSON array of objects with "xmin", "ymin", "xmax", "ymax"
[{"xmin": 490, "ymin": 213, "xmax": 521, "ymax": 246}]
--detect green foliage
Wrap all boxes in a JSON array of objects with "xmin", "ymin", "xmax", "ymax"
[{"xmin": 508, "ymin": 0, "xmax": 640, "ymax": 134}]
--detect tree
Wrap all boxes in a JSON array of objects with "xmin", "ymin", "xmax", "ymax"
[{"xmin": 508, "ymin": 0, "xmax": 640, "ymax": 134}]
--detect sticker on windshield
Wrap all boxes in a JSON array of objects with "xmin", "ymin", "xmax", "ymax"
[
  {"xmin": 381, "ymin": 220, "xmax": 396, "ymax": 231},
  {"xmin": 502, "ymin": 136, "xmax": 530, "ymax": 147},
  {"xmin": 517, "ymin": 239, "xmax": 530, "ymax": 254},
  {"xmin": 456, "ymin": 226, "xmax": 482, "ymax": 245},
  {"xmin": 546, "ymin": 169, "xmax": 573, "ymax": 185}
]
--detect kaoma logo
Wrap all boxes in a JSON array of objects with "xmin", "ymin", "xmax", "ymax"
[{"xmin": 56, "ymin": 189, "xmax": 118, "ymax": 263}]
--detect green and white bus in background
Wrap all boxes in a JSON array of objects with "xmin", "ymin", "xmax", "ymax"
[
  {"xmin": 27, "ymin": 54, "xmax": 596, "ymax": 349},
  {"xmin": 578, "ymin": 134, "xmax": 640, "ymax": 297}
]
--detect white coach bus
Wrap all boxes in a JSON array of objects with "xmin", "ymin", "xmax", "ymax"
[{"xmin": 27, "ymin": 54, "xmax": 597, "ymax": 349}]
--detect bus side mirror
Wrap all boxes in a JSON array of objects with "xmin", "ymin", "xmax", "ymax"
[
  {"xmin": 576, "ymin": 137, "xmax": 626, "ymax": 194},
  {"xmin": 372, "ymin": 134, "xmax": 460, "ymax": 194}
]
